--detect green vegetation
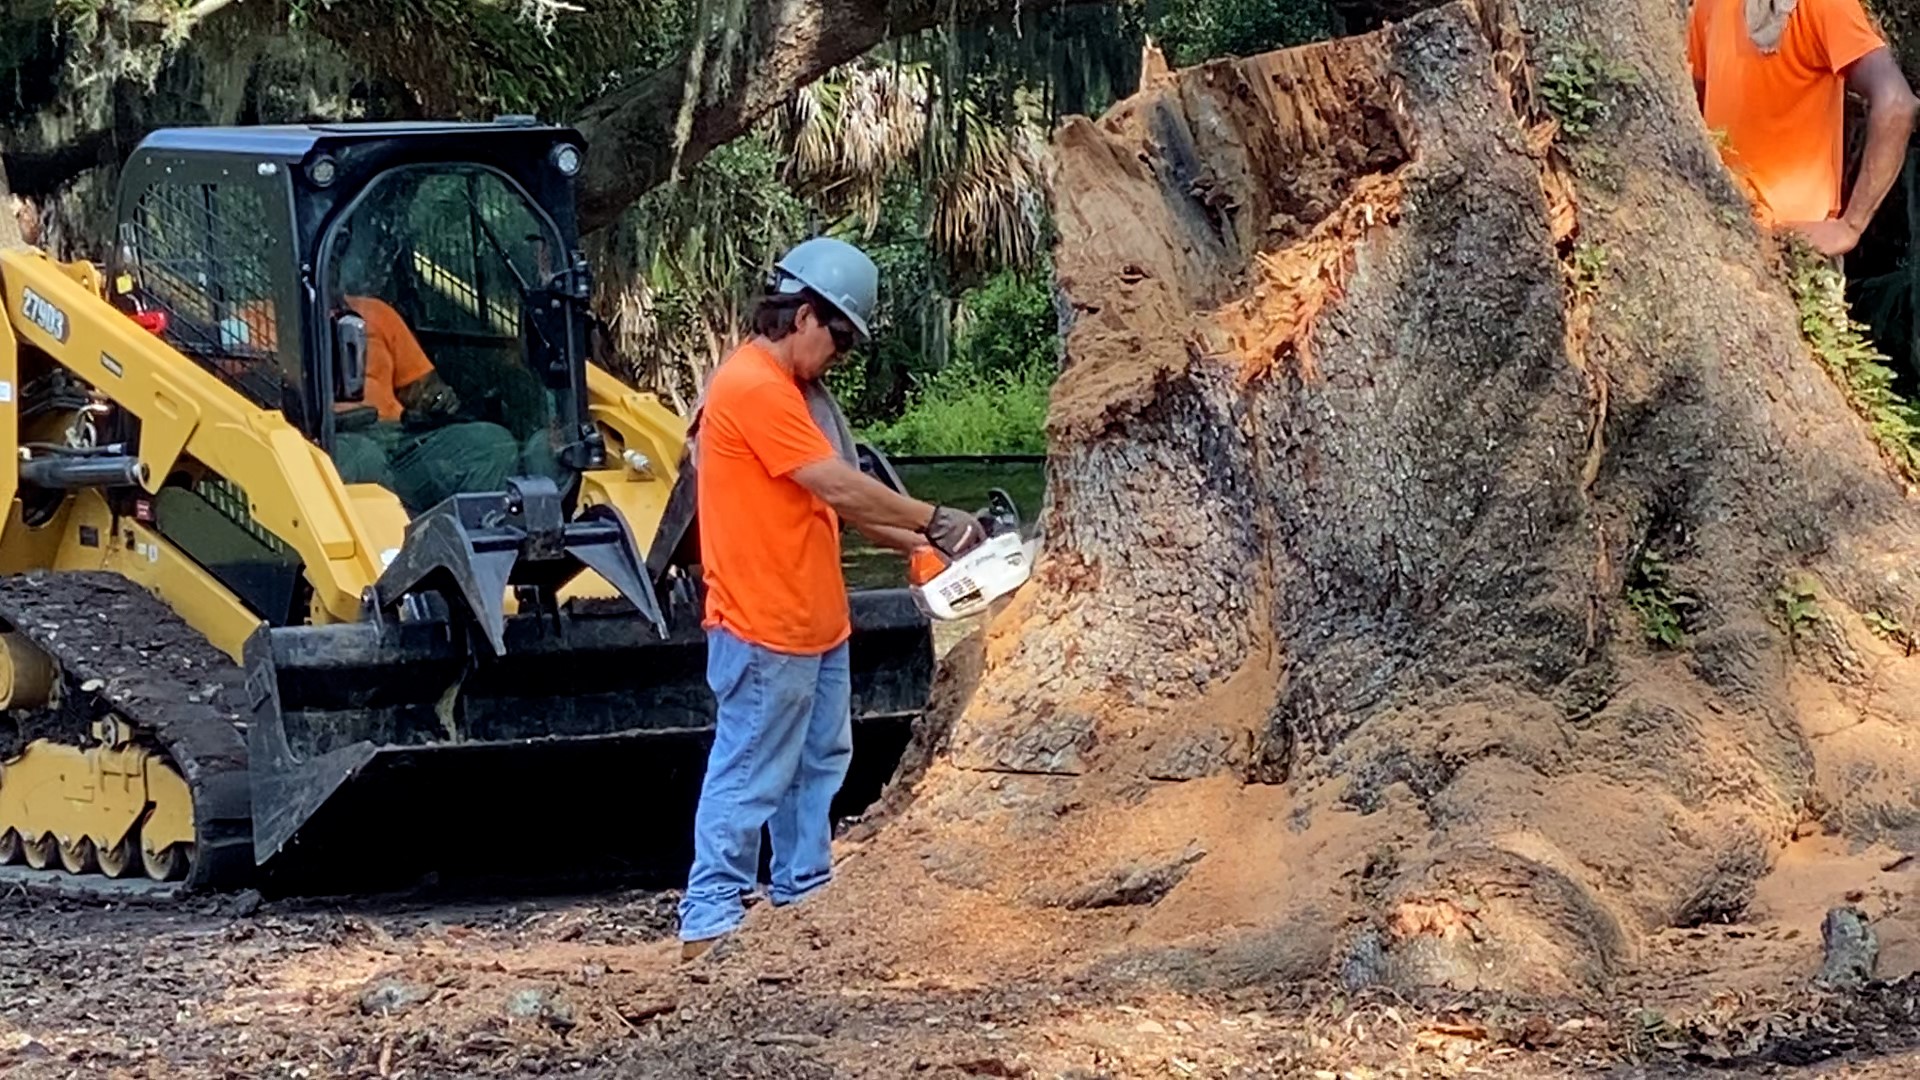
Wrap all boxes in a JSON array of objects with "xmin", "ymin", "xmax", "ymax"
[
  {"xmin": 945, "ymin": 266, "xmax": 1060, "ymax": 381},
  {"xmin": 895, "ymin": 461, "xmax": 1048, "ymax": 516},
  {"xmin": 861, "ymin": 264, "xmax": 1058, "ymax": 454},
  {"xmin": 1866, "ymin": 609, "xmax": 1914, "ymax": 652},
  {"xmin": 1625, "ymin": 548, "xmax": 1696, "ymax": 648},
  {"xmin": 1539, "ymin": 44, "xmax": 1637, "ymax": 139},
  {"xmin": 1142, "ymin": 0, "xmax": 1341, "ymax": 67},
  {"xmin": 590, "ymin": 0, "xmax": 1344, "ymax": 448},
  {"xmin": 593, "ymin": 50, "xmax": 1060, "ymax": 431},
  {"xmin": 1570, "ymin": 240, "xmax": 1609, "ymax": 300},
  {"xmin": 864, "ymin": 363, "xmax": 1053, "ymax": 455},
  {"xmin": 1773, "ymin": 576, "xmax": 1822, "ymax": 645},
  {"xmin": 1789, "ymin": 247, "xmax": 1920, "ymax": 476}
]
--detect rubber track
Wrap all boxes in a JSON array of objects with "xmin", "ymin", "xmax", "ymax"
[{"xmin": 0, "ymin": 571, "xmax": 253, "ymax": 894}]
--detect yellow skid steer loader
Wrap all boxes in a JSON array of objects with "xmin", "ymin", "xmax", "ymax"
[{"xmin": 0, "ymin": 120, "xmax": 932, "ymax": 894}]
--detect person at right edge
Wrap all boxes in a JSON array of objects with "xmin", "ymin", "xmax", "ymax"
[
  {"xmin": 1689, "ymin": 0, "xmax": 1916, "ymax": 257},
  {"xmin": 678, "ymin": 236, "xmax": 987, "ymax": 960}
]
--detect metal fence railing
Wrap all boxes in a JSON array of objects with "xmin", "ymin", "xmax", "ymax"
[{"xmin": 882, "ymin": 454, "xmax": 1046, "ymax": 466}]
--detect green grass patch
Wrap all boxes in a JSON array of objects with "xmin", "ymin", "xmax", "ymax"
[{"xmin": 894, "ymin": 461, "xmax": 1047, "ymax": 516}]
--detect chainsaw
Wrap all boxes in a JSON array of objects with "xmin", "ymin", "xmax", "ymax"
[{"xmin": 908, "ymin": 488, "xmax": 1041, "ymax": 621}]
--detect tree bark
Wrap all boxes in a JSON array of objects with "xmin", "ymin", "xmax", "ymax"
[
  {"xmin": 1867, "ymin": 0, "xmax": 1918, "ymax": 82},
  {"xmin": 874, "ymin": 0, "xmax": 1920, "ymax": 995}
]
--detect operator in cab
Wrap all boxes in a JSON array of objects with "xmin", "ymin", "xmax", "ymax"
[
  {"xmin": 326, "ymin": 222, "xmax": 537, "ymax": 512},
  {"xmin": 1689, "ymin": 0, "xmax": 1916, "ymax": 256},
  {"xmin": 676, "ymin": 237, "xmax": 986, "ymax": 960}
]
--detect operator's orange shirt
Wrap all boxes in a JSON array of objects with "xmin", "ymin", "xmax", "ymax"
[
  {"xmin": 695, "ymin": 341, "xmax": 849, "ymax": 654},
  {"xmin": 345, "ymin": 296, "xmax": 436, "ymax": 421},
  {"xmin": 1688, "ymin": 0, "xmax": 1888, "ymax": 224}
]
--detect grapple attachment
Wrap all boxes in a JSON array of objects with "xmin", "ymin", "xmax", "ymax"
[
  {"xmin": 242, "ymin": 472, "xmax": 935, "ymax": 889},
  {"xmin": 372, "ymin": 474, "xmax": 667, "ymax": 655}
]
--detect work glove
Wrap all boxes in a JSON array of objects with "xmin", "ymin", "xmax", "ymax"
[
  {"xmin": 399, "ymin": 374, "xmax": 464, "ymax": 431},
  {"xmin": 923, "ymin": 505, "xmax": 988, "ymax": 559}
]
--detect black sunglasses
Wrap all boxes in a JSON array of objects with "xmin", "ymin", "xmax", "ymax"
[{"xmin": 827, "ymin": 320, "xmax": 858, "ymax": 354}]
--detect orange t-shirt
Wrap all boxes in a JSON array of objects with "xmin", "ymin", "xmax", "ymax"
[
  {"xmin": 695, "ymin": 342, "xmax": 848, "ymax": 653},
  {"xmin": 345, "ymin": 296, "xmax": 436, "ymax": 421},
  {"xmin": 1688, "ymin": 0, "xmax": 1887, "ymax": 224}
]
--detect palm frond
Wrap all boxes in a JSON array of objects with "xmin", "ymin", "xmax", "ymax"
[
  {"xmin": 927, "ymin": 107, "xmax": 1049, "ymax": 276},
  {"xmin": 776, "ymin": 61, "xmax": 932, "ymax": 231}
]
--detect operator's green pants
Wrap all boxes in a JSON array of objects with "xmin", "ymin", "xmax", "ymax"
[{"xmin": 335, "ymin": 421, "xmax": 553, "ymax": 511}]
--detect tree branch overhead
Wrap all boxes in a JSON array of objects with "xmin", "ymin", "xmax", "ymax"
[{"xmin": 572, "ymin": 0, "xmax": 1104, "ymax": 233}]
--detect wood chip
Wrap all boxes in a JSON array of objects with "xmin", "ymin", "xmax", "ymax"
[{"xmin": 621, "ymin": 997, "xmax": 677, "ymax": 1023}]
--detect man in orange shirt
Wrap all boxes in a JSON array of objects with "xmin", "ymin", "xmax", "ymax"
[
  {"xmin": 677, "ymin": 237, "xmax": 985, "ymax": 957},
  {"xmin": 1689, "ymin": 0, "xmax": 1916, "ymax": 256},
  {"xmin": 330, "ymin": 293, "xmax": 523, "ymax": 510},
  {"xmin": 326, "ymin": 232, "xmax": 525, "ymax": 511}
]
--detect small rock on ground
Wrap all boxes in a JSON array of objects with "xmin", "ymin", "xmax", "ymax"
[
  {"xmin": 506, "ymin": 987, "xmax": 576, "ymax": 1031},
  {"xmin": 1817, "ymin": 906, "xmax": 1878, "ymax": 989},
  {"xmin": 359, "ymin": 979, "xmax": 431, "ymax": 1016}
]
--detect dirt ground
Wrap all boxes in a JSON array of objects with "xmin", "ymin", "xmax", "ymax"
[
  {"xmin": 5, "ymin": 829, "xmax": 1920, "ymax": 1079},
  {"xmin": 4, "ymin": 603, "xmax": 1920, "ymax": 1080}
]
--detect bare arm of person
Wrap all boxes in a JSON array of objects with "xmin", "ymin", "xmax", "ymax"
[
  {"xmin": 791, "ymin": 458, "xmax": 936, "ymax": 531},
  {"xmin": 791, "ymin": 457, "xmax": 985, "ymax": 555},
  {"xmin": 1787, "ymin": 48, "xmax": 1917, "ymax": 255},
  {"xmin": 853, "ymin": 522, "xmax": 931, "ymax": 554}
]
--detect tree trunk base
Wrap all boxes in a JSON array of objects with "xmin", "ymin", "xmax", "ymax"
[{"xmin": 808, "ymin": 0, "xmax": 1920, "ymax": 999}]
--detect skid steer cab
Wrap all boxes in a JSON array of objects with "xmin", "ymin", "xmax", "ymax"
[{"xmin": 0, "ymin": 120, "xmax": 932, "ymax": 894}]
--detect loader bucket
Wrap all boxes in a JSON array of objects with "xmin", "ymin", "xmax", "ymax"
[{"xmin": 243, "ymin": 588, "xmax": 933, "ymax": 892}]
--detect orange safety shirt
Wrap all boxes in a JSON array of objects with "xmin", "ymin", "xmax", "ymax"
[
  {"xmin": 695, "ymin": 341, "xmax": 848, "ymax": 654},
  {"xmin": 346, "ymin": 296, "xmax": 437, "ymax": 421},
  {"xmin": 1688, "ymin": 0, "xmax": 1887, "ymax": 224}
]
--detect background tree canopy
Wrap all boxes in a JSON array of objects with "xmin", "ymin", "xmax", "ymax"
[{"xmin": 1, "ymin": 0, "xmax": 1914, "ymax": 450}]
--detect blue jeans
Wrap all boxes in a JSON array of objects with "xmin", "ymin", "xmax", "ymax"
[{"xmin": 678, "ymin": 627, "xmax": 853, "ymax": 942}]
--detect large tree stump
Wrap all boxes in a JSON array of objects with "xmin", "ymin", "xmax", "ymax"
[{"xmin": 859, "ymin": 0, "xmax": 1920, "ymax": 995}]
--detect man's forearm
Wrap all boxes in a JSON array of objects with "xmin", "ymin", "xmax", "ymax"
[
  {"xmin": 1843, "ymin": 96, "xmax": 1917, "ymax": 234},
  {"xmin": 794, "ymin": 458, "xmax": 936, "ymax": 532},
  {"xmin": 835, "ymin": 472, "xmax": 935, "ymax": 531},
  {"xmin": 854, "ymin": 522, "xmax": 927, "ymax": 553}
]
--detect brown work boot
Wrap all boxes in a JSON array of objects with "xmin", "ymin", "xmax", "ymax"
[{"xmin": 680, "ymin": 934, "xmax": 729, "ymax": 962}]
